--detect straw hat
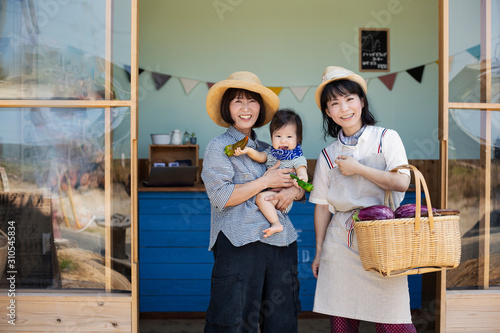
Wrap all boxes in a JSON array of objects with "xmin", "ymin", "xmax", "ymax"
[
  {"xmin": 206, "ymin": 71, "xmax": 280, "ymax": 127},
  {"xmin": 315, "ymin": 66, "xmax": 367, "ymax": 110}
]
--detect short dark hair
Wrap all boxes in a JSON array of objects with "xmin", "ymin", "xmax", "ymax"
[
  {"xmin": 320, "ymin": 79, "xmax": 376, "ymax": 139},
  {"xmin": 269, "ymin": 108, "xmax": 303, "ymax": 144},
  {"xmin": 220, "ymin": 88, "xmax": 266, "ymax": 128}
]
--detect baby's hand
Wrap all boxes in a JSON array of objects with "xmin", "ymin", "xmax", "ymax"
[
  {"xmin": 233, "ymin": 147, "xmax": 249, "ymax": 156},
  {"xmin": 292, "ymin": 175, "xmax": 307, "ymax": 189}
]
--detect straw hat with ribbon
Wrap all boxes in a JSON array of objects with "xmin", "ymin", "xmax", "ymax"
[
  {"xmin": 206, "ymin": 71, "xmax": 280, "ymax": 127},
  {"xmin": 315, "ymin": 66, "xmax": 367, "ymax": 111}
]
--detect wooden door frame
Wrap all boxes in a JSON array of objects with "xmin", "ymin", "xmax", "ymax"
[
  {"xmin": 438, "ymin": 0, "xmax": 500, "ymax": 331},
  {"xmin": 0, "ymin": 0, "xmax": 139, "ymax": 331}
]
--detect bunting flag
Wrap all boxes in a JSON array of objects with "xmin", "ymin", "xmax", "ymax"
[
  {"xmin": 449, "ymin": 55, "xmax": 454, "ymax": 73},
  {"xmin": 406, "ymin": 65, "xmax": 425, "ymax": 83},
  {"xmin": 267, "ymin": 87, "xmax": 283, "ymax": 96},
  {"xmin": 180, "ymin": 78, "xmax": 200, "ymax": 95},
  {"xmin": 151, "ymin": 72, "xmax": 171, "ymax": 90},
  {"xmin": 466, "ymin": 45, "xmax": 481, "ymax": 60},
  {"xmin": 378, "ymin": 73, "xmax": 397, "ymax": 91},
  {"xmin": 119, "ymin": 43, "xmax": 480, "ymax": 99},
  {"xmin": 123, "ymin": 65, "xmax": 144, "ymax": 82},
  {"xmin": 289, "ymin": 86, "xmax": 309, "ymax": 102}
]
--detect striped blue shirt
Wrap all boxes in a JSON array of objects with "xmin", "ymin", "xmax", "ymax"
[{"xmin": 201, "ymin": 126, "xmax": 298, "ymax": 250}]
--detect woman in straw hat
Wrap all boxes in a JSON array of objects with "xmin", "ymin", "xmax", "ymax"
[
  {"xmin": 309, "ymin": 66, "xmax": 416, "ymax": 332},
  {"xmin": 201, "ymin": 71, "xmax": 303, "ymax": 332}
]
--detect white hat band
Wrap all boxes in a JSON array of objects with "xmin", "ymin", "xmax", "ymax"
[{"xmin": 322, "ymin": 69, "xmax": 354, "ymax": 83}]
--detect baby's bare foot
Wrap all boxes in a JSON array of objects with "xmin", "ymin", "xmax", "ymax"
[{"xmin": 263, "ymin": 223, "xmax": 284, "ymax": 238}]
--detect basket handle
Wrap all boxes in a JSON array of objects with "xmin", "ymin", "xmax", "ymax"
[{"xmin": 388, "ymin": 164, "xmax": 434, "ymax": 233}]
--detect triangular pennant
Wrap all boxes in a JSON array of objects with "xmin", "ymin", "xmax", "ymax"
[
  {"xmin": 406, "ymin": 65, "xmax": 425, "ymax": 83},
  {"xmin": 151, "ymin": 72, "xmax": 171, "ymax": 90},
  {"xmin": 466, "ymin": 45, "xmax": 481, "ymax": 60},
  {"xmin": 267, "ymin": 87, "xmax": 283, "ymax": 96},
  {"xmin": 378, "ymin": 73, "xmax": 397, "ymax": 91},
  {"xmin": 123, "ymin": 65, "xmax": 144, "ymax": 82},
  {"xmin": 180, "ymin": 78, "xmax": 200, "ymax": 95},
  {"xmin": 206, "ymin": 82, "xmax": 215, "ymax": 89},
  {"xmin": 289, "ymin": 86, "xmax": 309, "ymax": 102},
  {"xmin": 124, "ymin": 65, "xmax": 131, "ymax": 82},
  {"xmin": 435, "ymin": 60, "xmax": 439, "ymax": 64}
]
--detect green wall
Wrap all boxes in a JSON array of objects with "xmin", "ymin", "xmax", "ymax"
[{"xmin": 138, "ymin": 0, "xmax": 440, "ymax": 160}]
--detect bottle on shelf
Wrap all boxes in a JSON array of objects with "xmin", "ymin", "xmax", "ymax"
[{"xmin": 183, "ymin": 130, "xmax": 190, "ymax": 144}]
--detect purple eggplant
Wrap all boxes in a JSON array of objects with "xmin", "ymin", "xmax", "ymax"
[
  {"xmin": 394, "ymin": 203, "xmax": 436, "ymax": 218},
  {"xmin": 353, "ymin": 205, "xmax": 395, "ymax": 221}
]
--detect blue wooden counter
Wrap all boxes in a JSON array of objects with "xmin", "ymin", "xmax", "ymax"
[{"xmin": 139, "ymin": 189, "xmax": 421, "ymax": 312}]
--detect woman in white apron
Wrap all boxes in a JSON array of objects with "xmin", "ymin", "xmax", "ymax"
[{"xmin": 309, "ymin": 66, "xmax": 417, "ymax": 332}]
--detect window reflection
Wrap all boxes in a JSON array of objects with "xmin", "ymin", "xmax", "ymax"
[
  {"xmin": 447, "ymin": 109, "xmax": 500, "ymax": 289},
  {"xmin": 0, "ymin": 107, "xmax": 131, "ymax": 292},
  {"xmin": 0, "ymin": 0, "xmax": 130, "ymax": 100},
  {"xmin": 448, "ymin": 0, "xmax": 500, "ymax": 103}
]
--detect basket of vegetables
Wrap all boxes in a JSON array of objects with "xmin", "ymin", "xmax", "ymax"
[{"xmin": 353, "ymin": 164, "xmax": 461, "ymax": 277}]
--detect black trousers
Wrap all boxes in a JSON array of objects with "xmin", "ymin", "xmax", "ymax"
[{"xmin": 204, "ymin": 232, "xmax": 300, "ymax": 333}]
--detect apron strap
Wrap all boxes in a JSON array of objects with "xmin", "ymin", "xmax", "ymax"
[
  {"xmin": 321, "ymin": 148, "xmax": 335, "ymax": 169},
  {"xmin": 377, "ymin": 128, "xmax": 388, "ymax": 153},
  {"xmin": 345, "ymin": 211, "xmax": 356, "ymax": 247}
]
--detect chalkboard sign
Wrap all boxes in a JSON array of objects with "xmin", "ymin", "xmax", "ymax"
[{"xmin": 359, "ymin": 29, "xmax": 389, "ymax": 72}]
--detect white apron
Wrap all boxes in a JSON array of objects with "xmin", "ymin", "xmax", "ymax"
[{"xmin": 313, "ymin": 152, "xmax": 412, "ymax": 324}]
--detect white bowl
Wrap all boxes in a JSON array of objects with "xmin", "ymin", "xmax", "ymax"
[{"xmin": 151, "ymin": 134, "xmax": 171, "ymax": 145}]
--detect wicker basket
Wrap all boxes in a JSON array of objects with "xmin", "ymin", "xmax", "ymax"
[
  {"xmin": 0, "ymin": 230, "xmax": 7, "ymax": 279},
  {"xmin": 354, "ymin": 164, "xmax": 461, "ymax": 277}
]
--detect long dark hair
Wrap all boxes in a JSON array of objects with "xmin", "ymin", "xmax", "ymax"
[
  {"xmin": 220, "ymin": 88, "xmax": 266, "ymax": 128},
  {"xmin": 269, "ymin": 108, "xmax": 303, "ymax": 144},
  {"xmin": 320, "ymin": 79, "xmax": 376, "ymax": 139}
]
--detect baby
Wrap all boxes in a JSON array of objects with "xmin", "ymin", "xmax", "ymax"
[{"xmin": 235, "ymin": 108, "xmax": 308, "ymax": 237}]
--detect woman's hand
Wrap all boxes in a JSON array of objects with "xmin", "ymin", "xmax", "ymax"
[
  {"xmin": 264, "ymin": 186, "xmax": 302, "ymax": 211},
  {"xmin": 312, "ymin": 254, "xmax": 321, "ymax": 278},
  {"xmin": 261, "ymin": 161, "xmax": 295, "ymax": 189},
  {"xmin": 335, "ymin": 155, "xmax": 360, "ymax": 176}
]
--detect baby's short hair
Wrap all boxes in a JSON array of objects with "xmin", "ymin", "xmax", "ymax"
[{"xmin": 269, "ymin": 108, "xmax": 303, "ymax": 144}]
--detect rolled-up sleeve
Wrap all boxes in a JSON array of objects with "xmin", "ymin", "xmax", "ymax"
[
  {"xmin": 382, "ymin": 129, "xmax": 410, "ymax": 177},
  {"xmin": 201, "ymin": 139, "xmax": 235, "ymax": 212},
  {"xmin": 309, "ymin": 152, "xmax": 331, "ymax": 206}
]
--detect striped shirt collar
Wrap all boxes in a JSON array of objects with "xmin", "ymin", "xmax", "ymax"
[{"xmin": 339, "ymin": 125, "xmax": 366, "ymax": 146}]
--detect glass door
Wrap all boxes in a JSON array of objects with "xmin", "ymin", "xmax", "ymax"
[
  {"xmin": 439, "ymin": 0, "xmax": 500, "ymax": 331},
  {"xmin": 0, "ymin": 0, "xmax": 139, "ymax": 331}
]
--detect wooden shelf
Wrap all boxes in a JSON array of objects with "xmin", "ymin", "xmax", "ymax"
[
  {"xmin": 149, "ymin": 145, "xmax": 199, "ymax": 167},
  {"xmin": 148, "ymin": 145, "xmax": 200, "ymax": 183}
]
